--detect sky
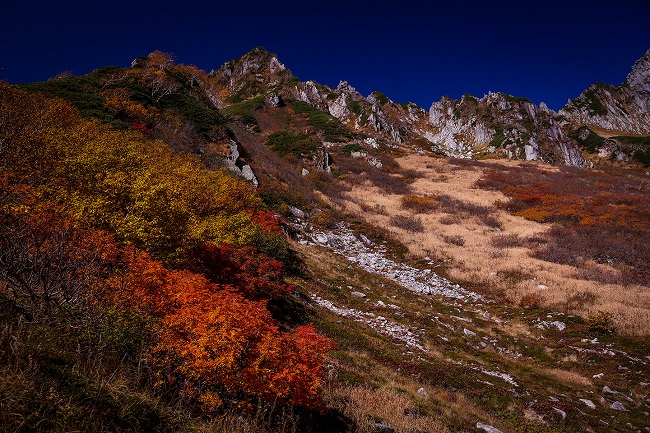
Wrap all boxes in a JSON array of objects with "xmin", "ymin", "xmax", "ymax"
[{"xmin": 1, "ymin": 0, "xmax": 649, "ymax": 111}]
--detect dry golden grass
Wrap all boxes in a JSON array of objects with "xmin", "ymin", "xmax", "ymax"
[
  {"xmin": 333, "ymin": 154, "xmax": 650, "ymax": 336},
  {"xmin": 539, "ymin": 367, "xmax": 593, "ymax": 388},
  {"xmin": 320, "ymin": 358, "xmax": 501, "ymax": 433},
  {"xmin": 331, "ymin": 386, "xmax": 449, "ymax": 433}
]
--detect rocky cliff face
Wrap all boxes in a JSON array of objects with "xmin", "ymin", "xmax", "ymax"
[
  {"xmin": 207, "ymin": 48, "xmax": 429, "ymax": 147},
  {"xmin": 283, "ymin": 78, "xmax": 430, "ymax": 146},
  {"xmin": 206, "ymin": 46, "xmax": 296, "ymax": 108},
  {"xmin": 207, "ymin": 47, "xmax": 649, "ymax": 169},
  {"xmin": 425, "ymin": 93, "xmax": 584, "ymax": 165},
  {"xmin": 559, "ymin": 49, "xmax": 650, "ymax": 135}
]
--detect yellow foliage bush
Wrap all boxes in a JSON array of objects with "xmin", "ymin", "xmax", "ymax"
[{"xmin": 1, "ymin": 84, "xmax": 264, "ymax": 265}]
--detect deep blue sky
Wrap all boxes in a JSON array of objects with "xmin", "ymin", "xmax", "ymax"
[{"xmin": 1, "ymin": 0, "xmax": 649, "ymax": 111}]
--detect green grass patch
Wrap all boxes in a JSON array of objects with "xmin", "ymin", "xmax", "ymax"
[
  {"xmin": 220, "ymin": 95, "xmax": 265, "ymax": 128},
  {"xmin": 291, "ymin": 101, "xmax": 354, "ymax": 141},
  {"xmin": 266, "ymin": 131, "xmax": 318, "ymax": 157}
]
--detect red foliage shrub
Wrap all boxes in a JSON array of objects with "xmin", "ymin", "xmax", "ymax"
[
  {"xmin": 0, "ymin": 197, "xmax": 118, "ymax": 318},
  {"xmin": 187, "ymin": 243, "xmax": 291, "ymax": 301},
  {"xmin": 252, "ymin": 210, "xmax": 284, "ymax": 233}
]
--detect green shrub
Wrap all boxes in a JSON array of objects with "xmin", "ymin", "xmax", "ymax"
[
  {"xmin": 160, "ymin": 92, "xmax": 225, "ymax": 134},
  {"xmin": 371, "ymin": 91, "xmax": 389, "ymax": 105},
  {"xmin": 291, "ymin": 101, "xmax": 353, "ymax": 141},
  {"xmin": 341, "ymin": 143, "xmax": 365, "ymax": 154},
  {"xmin": 490, "ymin": 126, "xmax": 505, "ymax": 148},
  {"xmin": 266, "ymin": 131, "xmax": 317, "ymax": 157},
  {"xmin": 20, "ymin": 77, "xmax": 127, "ymax": 128},
  {"xmin": 220, "ymin": 96, "xmax": 266, "ymax": 129},
  {"xmin": 586, "ymin": 310, "xmax": 615, "ymax": 333}
]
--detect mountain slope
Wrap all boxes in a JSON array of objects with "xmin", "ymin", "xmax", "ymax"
[{"xmin": 4, "ymin": 46, "xmax": 650, "ymax": 433}]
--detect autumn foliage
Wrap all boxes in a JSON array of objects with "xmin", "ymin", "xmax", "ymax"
[
  {"xmin": 0, "ymin": 83, "xmax": 333, "ymax": 412},
  {"xmin": 187, "ymin": 243, "xmax": 291, "ymax": 301},
  {"xmin": 108, "ymin": 250, "xmax": 332, "ymax": 409},
  {"xmin": 475, "ymin": 163, "xmax": 650, "ymax": 284}
]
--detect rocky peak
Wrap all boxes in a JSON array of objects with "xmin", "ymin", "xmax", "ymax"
[
  {"xmin": 207, "ymin": 47, "xmax": 295, "ymax": 106},
  {"xmin": 625, "ymin": 49, "xmax": 650, "ymax": 94},
  {"xmin": 559, "ymin": 49, "xmax": 650, "ymax": 135},
  {"xmin": 336, "ymin": 81, "xmax": 363, "ymax": 100}
]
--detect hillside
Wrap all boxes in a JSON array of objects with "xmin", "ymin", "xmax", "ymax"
[{"xmin": 1, "ymin": 48, "xmax": 649, "ymax": 432}]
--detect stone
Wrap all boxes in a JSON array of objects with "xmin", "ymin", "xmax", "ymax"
[
  {"xmin": 364, "ymin": 137, "xmax": 379, "ymax": 148},
  {"xmin": 463, "ymin": 328, "xmax": 477, "ymax": 337},
  {"xmin": 593, "ymin": 373, "xmax": 604, "ymax": 379},
  {"xmin": 301, "ymin": 168, "xmax": 310, "ymax": 176},
  {"xmin": 417, "ymin": 387, "xmax": 428, "ymax": 396},
  {"xmin": 350, "ymin": 291, "xmax": 367, "ymax": 298},
  {"xmin": 288, "ymin": 206, "xmax": 306, "ymax": 219},
  {"xmin": 351, "ymin": 151, "xmax": 367, "ymax": 158},
  {"xmin": 553, "ymin": 408, "xmax": 566, "ymax": 419},
  {"xmin": 476, "ymin": 422, "xmax": 503, "ymax": 433},
  {"xmin": 370, "ymin": 423, "xmax": 394, "ymax": 433},
  {"xmin": 368, "ymin": 158, "xmax": 383, "ymax": 168},
  {"xmin": 524, "ymin": 143, "xmax": 539, "ymax": 161},
  {"xmin": 240, "ymin": 165, "xmax": 258, "ymax": 187},
  {"xmin": 265, "ymin": 92, "xmax": 282, "ymax": 107},
  {"xmin": 603, "ymin": 386, "xmax": 616, "ymax": 394},
  {"xmin": 580, "ymin": 399, "xmax": 596, "ymax": 409},
  {"xmin": 551, "ymin": 321, "xmax": 566, "ymax": 331},
  {"xmin": 611, "ymin": 401, "xmax": 627, "ymax": 411}
]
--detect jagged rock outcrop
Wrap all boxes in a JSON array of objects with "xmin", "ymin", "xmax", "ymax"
[
  {"xmin": 560, "ymin": 49, "xmax": 650, "ymax": 135},
  {"xmin": 291, "ymin": 79, "xmax": 424, "ymax": 145},
  {"xmin": 222, "ymin": 140, "xmax": 258, "ymax": 187},
  {"xmin": 207, "ymin": 46, "xmax": 649, "ymax": 168},
  {"xmin": 206, "ymin": 46, "xmax": 295, "ymax": 108},
  {"xmin": 312, "ymin": 150, "xmax": 332, "ymax": 172},
  {"xmin": 425, "ymin": 93, "xmax": 585, "ymax": 165}
]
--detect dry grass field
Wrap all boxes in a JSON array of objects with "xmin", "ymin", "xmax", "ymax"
[{"xmin": 331, "ymin": 154, "xmax": 650, "ymax": 336}]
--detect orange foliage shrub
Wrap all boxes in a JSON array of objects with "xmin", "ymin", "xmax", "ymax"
[
  {"xmin": 400, "ymin": 194, "xmax": 438, "ymax": 213},
  {"xmin": 110, "ymin": 250, "xmax": 334, "ymax": 409}
]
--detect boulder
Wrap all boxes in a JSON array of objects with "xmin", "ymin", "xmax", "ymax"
[{"xmin": 476, "ymin": 422, "xmax": 503, "ymax": 433}]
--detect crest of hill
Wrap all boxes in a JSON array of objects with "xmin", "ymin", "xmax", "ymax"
[{"xmin": 208, "ymin": 46, "xmax": 297, "ymax": 106}]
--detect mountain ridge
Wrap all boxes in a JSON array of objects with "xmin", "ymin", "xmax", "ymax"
[{"xmin": 207, "ymin": 46, "xmax": 649, "ymax": 168}]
